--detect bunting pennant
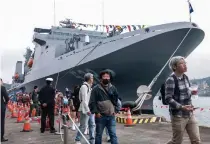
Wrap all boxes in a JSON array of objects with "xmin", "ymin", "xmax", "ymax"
[
  {"xmin": 59, "ymin": 19, "xmax": 149, "ymax": 33},
  {"xmin": 127, "ymin": 25, "xmax": 131, "ymax": 32},
  {"xmin": 106, "ymin": 25, "xmax": 109, "ymax": 33}
]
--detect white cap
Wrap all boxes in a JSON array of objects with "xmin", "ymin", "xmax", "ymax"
[{"xmin": 46, "ymin": 78, "xmax": 53, "ymax": 82}]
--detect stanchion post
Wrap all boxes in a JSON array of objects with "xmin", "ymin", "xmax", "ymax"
[
  {"xmin": 55, "ymin": 107, "xmax": 64, "ymax": 135},
  {"xmin": 66, "ymin": 114, "xmax": 91, "ymax": 144},
  {"xmin": 62, "ymin": 114, "xmax": 68, "ymax": 144}
]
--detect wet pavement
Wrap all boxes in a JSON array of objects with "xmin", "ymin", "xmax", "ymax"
[{"xmin": 3, "ymin": 116, "xmax": 210, "ymax": 144}]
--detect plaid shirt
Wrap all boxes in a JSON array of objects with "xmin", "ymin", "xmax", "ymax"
[{"xmin": 165, "ymin": 74, "xmax": 192, "ymax": 117}]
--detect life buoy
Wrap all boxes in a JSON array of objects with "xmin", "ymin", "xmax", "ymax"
[
  {"xmin": 27, "ymin": 58, "xmax": 33, "ymax": 68},
  {"xmin": 14, "ymin": 73, "xmax": 19, "ymax": 79}
]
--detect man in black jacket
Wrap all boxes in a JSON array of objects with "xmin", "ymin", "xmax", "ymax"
[
  {"xmin": 1, "ymin": 78, "xmax": 9, "ymax": 142},
  {"xmin": 38, "ymin": 78, "xmax": 57, "ymax": 133},
  {"xmin": 89, "ymin": 70, "xmax": 119, "ymax": 144}
]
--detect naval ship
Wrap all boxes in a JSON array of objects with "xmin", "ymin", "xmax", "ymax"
[{"xmin": 9, "ymin": 19, "xmax": 205, "ymax": 111}]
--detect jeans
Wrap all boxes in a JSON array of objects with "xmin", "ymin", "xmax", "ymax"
[
  {"xmin": 89, "ymin": 114, "xmax": 95, "ymax": 140},
  {"xmin": 95, "ymin": 115, "xmax": 118, "ymax": 144},
  {"xmin": 75, "ymin": 112, "xmax": 95, "ymax": 142}
]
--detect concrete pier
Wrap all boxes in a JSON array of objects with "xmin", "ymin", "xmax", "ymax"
[{"xmin": 3, "ymin": 115, "xmax": 210, "ymax": 144}]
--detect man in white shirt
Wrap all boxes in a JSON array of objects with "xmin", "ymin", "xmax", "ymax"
[{"xmin": 75, "ymin": 73, "xmax": 95, "ymax": 144}]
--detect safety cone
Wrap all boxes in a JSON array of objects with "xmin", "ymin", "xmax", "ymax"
[
  {"xmin": 16, "ymin": 110, "xmax": 24, "ymax": 123},
  {"xmin": 7, "ymin": 101, "xmax": 13, "ymax": 112},
  {"xmin": 11, "ymin": 108, "xmax": 18, "ymax": 118},
  {"xmin": 125, "ymin": 108, "xmax": 135, "ymax": 127},
  {"xmin": 31, "ymin": 108, "xmax": 36, "ymax": 117},
  {"xmin": 20, "ymin": 117, "xmax": 33, "ymax": 132}
]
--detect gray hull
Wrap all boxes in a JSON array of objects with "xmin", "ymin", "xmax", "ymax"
[{"xmin": 22, "ymin": 27, "xmax": 204, "ymax": 111}]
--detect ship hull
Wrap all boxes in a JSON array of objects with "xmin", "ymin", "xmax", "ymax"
[{"xmin": 22, "ymin": 27, "xmax": 204, "ymax": 111}]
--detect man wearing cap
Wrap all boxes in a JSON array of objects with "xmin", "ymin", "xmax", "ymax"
[
  {"xmin": 38, "ymin": 78, "xmax": 57, "ymax": 133},
  {"xmin": 89, "ymin": 70, "xmax": 119, "ymax": 144}
]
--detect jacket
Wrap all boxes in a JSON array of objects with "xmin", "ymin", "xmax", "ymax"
[
  {"xmin": 1, "ymin": 85, "xmax": 9, "ymax": 109},
  {"xmin": 38, "ymin": 85, "xmax": 55, "ymax": 105},
  {"xmin": 89, "ymin": 83, "xmax": 119, "ymax": 116},
  {"xmin": 31, "ymin": 90, "xmax": 38, "ymax": 103},
  {"xmin": 78, "ymin": 82, "xmax": 92, "ymax": 114}
]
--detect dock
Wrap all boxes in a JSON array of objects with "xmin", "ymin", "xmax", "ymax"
[{"xmin": 3, "ymin": 114, "xmax": 210, "ymax": 144}]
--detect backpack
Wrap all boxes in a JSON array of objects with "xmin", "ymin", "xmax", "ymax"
[
  {"xmin": 160, "ymin": 74, "xmax": 190, "ymax": 105},
  {"xmin": 72, "ymin": 84, "xmax": 89, "ymax": 107}
]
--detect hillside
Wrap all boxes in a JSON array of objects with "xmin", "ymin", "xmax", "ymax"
[{"xmin": 191, "ymin": 76, "xmax": 210, "ymax": 85}]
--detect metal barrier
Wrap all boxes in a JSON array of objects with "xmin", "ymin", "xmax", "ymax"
[{"xmin": 62, "ymin": 114, "xmax": 90, "ymax": 144}]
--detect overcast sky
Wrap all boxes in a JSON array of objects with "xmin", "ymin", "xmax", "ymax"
[{"xmin": 0, "ymin": 0, "xmax": 210, "ymax": 83}]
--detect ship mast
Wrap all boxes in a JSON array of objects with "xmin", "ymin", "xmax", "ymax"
[
  {"xmin": 53, "ymin": 0, "xmax": 56, "ymax": 26},
  {"xmin": 102, "ymin": 0, "xmax": 104, "ymax": 32}
]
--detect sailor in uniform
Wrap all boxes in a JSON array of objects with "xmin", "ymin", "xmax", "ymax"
[{"xmin": 38, "ymin": 78, "xmax": 57, "ymax": 133}]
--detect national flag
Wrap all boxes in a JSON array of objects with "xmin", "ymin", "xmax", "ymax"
[{"xmin": 188, "ymin": 1, "xmax": 194, "ymax": 14}]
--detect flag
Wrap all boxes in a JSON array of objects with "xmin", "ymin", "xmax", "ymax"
[{"xmin": 188, "ymin": 1, "xmax": 194, "ymax": 14}]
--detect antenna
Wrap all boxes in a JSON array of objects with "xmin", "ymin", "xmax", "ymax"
[
  {"xmin": 53, "ymin": 0, "xmax": 56, "ymax": 26},
  {"xmin": 102, "ymin": 0, "xmax": 104, "ymax": 32}
]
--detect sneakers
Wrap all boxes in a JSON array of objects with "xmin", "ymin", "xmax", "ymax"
[
  {"xmin": 84, "ymin": 128, "xmax": 88, "ymax": 135},
  {"xmin": 75, "ymin": 141, "xmax": 81, "ymax": 144},
  {"xmin": 71, "ymin": 124, "xmax": 76, "ymax": 131},
  {"xmin": 1, "ymin": 137, "xmax": 8, "ymax": 142},
  {"xmin": 50, "ymin": 129, "xmax": 57, "ymax": 133},
  {"xmin": 40, "ymin": 128, "xmax": 45, "ymax": 133},
  {"xmin": 106, "ymin": 136, "xmax": 111, "ymax": 142}
]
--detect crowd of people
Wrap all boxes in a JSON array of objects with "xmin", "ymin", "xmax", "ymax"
[
  {"xmin": 38, "ymin": 70, "xmax": 121, "ymax": 144},
  {"xmin": 1, "ymin": 56, "xmax": 202, "ymax": 144},
  {"xmin": 1, "ymin": 70, "xmax": 121, "ymax": 144}
]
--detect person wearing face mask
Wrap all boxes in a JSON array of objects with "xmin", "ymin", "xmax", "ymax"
[{"xmin": 89, "ymin": 70, "xmax": 119, "ymax": 144}]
